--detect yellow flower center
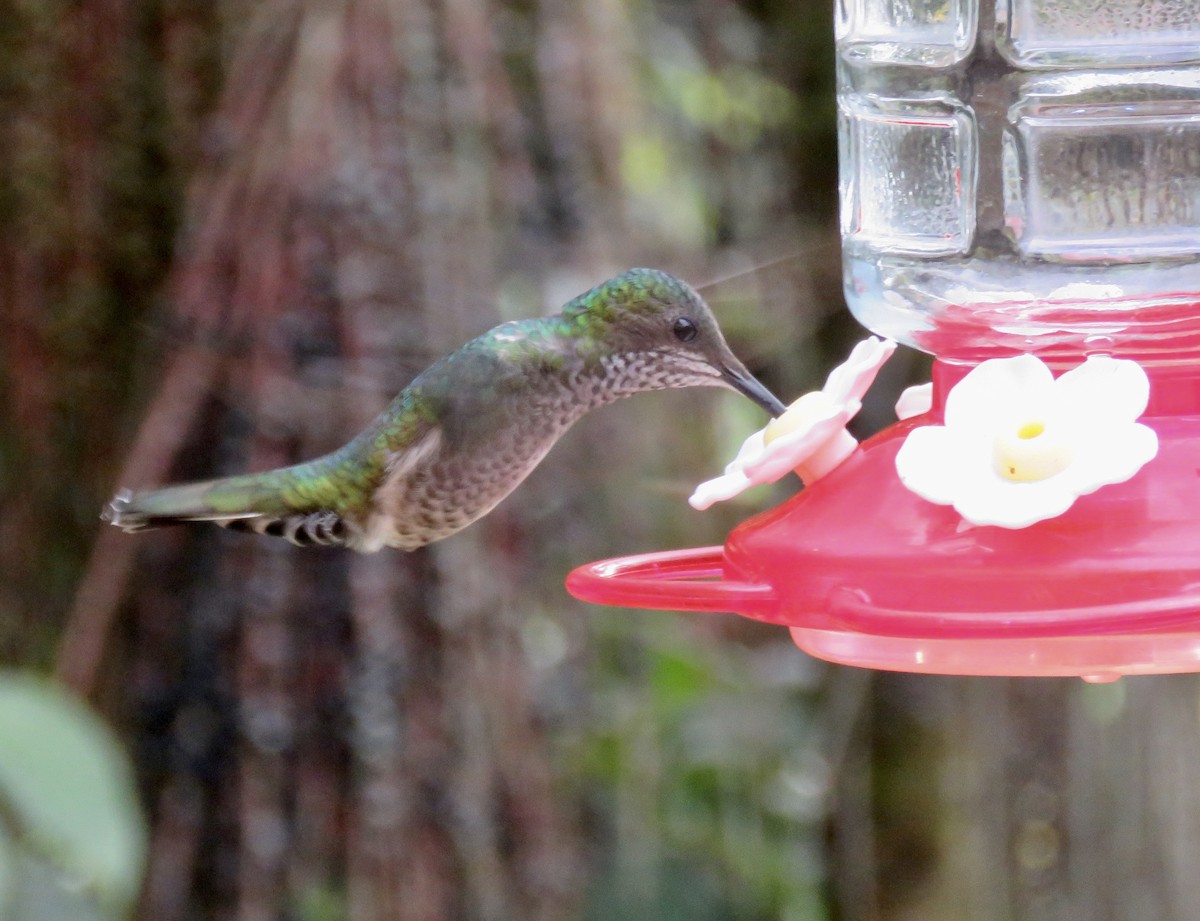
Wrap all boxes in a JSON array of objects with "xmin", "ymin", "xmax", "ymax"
[
  {"xmin": 993, "ymin": 417, "xmax": 1073, "ymax": 482},
  {"xmin": 764, "ymin": 390, "xmax": 839, "ymax": 445}
]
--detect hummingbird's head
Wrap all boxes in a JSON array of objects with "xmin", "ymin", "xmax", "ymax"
[{"xmin": 563, "ymin": 268, "xmax": 787, "ymax": 416}]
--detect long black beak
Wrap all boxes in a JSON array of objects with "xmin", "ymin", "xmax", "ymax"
[{"xmin": 721, "ymin": 362, "xmax": 787, "ymax": 417}]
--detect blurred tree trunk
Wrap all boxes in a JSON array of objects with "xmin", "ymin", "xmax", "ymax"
[
  {"xmin": 17, "ymin": 1, "xmax": 1200, "ymax": 921},
  {"xmin": 45, "ymin": 1, "xmax": 816, "ymax": 919},
  {"xmin": 82, "ymin": 2, "xmax": 600, "ymax": 917},
  {"xmin": 0, "ymin": 0, "xmax": 219, "ymax": 662}
]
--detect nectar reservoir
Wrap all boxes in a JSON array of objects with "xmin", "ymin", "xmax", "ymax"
[{"xmin": 837, "ymin": 0, "xmax": 1200, "ymax": 363}]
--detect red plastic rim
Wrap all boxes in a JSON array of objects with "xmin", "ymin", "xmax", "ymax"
[{"xmin": 565, "ymin": 546, "xmax": 776, "ymax": 617}]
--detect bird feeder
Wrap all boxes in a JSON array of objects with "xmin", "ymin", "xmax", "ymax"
[{"xmin": 567, "ymin": 3, "xmax": 1200, "ymax": 680}]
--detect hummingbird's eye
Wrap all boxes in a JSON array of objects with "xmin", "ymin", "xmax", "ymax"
[{"xmin": 672, "ymin": 317, "xmax": 699, "ymax": 342}]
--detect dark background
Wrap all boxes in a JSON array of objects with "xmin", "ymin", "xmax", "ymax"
[{"xmin": 3, "ymin": 1, "xmax": 1200, "ymax": 919}]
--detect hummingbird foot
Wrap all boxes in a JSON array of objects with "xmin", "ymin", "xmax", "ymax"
[{"xmin": 221, "ymin": 510, "xmax": 350, "ymax": 547}]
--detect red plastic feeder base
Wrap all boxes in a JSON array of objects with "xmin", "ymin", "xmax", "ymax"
[{"xmin": 566, "ymin": 364, "xmax": 1200, "ymax": 680}]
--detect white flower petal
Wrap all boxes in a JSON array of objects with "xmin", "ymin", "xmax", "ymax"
[
  {"xmin": 894, "ymin": 426, "xmax": 969, "ymax": 506},
  {"xmin": 724, "ymin": 429, "xmax": 769, "ymax": 474},
  {"xmin": 823, "ymin": 337, "xmax": 897, "ymax": 405},
  {"xmin": 1057, "ymin": 423, "xmax": 1159, "ymax": 495},
  {"xmin": 944, "ymin": 355, "xmax": 1055, "ymax": 435},
  {"xmin": 953, "ymin": 477, "xmax": 1078, "ymax": 529},
  {"xmin": 689, "ymin": 470, "xmax": 754, "ymax": 510},
  {"xmin": 1055, "ymin": 355, "xmax": 1150, "ymax": 424},
  {"xmin": 895, "ymin": 382, "xmax": 933, "ymax": 420}
]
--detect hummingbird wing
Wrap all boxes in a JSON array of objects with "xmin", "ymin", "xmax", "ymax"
[
  {"xmin": 105, "ymin": 400, "xmax": 445, "ymax": 551},
  {"xmin": 330, "ymin": 324, "xmax": 582, "ymax": 551}
]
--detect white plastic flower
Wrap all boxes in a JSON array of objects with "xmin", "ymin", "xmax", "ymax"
[
  {"xmin": 895, "ymin": 382, "xmax": 933, "ymax": 420},
  {"xmin": 895, "ymin": 354, "xmax": 1158, "ymax": 529},
  {"xmin": 689, "ymin": 337, "xmax": 896, "ymax": 510}
]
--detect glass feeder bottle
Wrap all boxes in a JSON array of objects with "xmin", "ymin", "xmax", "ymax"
[{"xmin": 837, "ymin": 0, "xmax": 1200, "ymax": 365}]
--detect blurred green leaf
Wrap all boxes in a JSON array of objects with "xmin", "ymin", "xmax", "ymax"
[
  {"xmin": 650, "ymin": 646, "xmax": 714, "ymax": 712},
  {"xmin": 6, "ymin": 850, "xmax": 110, "ymax": 921},
  {"xmin": 0, "ymin": 824, "xmax": 15, "ymax": 917},
  {"xmin": 292, "ymin": 882, "xmax": 346, "ymax": 921},
  {"xmin": 0, "ymin": 673, "xmax": 145, "ymax": 918}
]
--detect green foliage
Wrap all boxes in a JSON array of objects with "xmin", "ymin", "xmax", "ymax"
[
  {"xmin": 652, "ymin": 61, "xmax": 798, "ymax": 149},
  {"xmin": 576, "ymin": 615, "xmax": 828, "ymax": 921},
  {"xmin": 0, "ymin": 674, "xmax": 146, "ymax": 921},
  {"xmin": 291, "ymin": 883, "xmax": 346, "ymax": 921}
]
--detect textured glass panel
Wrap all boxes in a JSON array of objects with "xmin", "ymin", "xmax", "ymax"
[
  {"xmin": 1006, "ymin": 75, "xmax": 1200, "ymax": 259},
  {"xmin": 1001, "ymin": 0, "xmax": 1200, "ymax": 67},
  {"xmin": 837, "ymin": 0, "xmax": 975, "ymax": 66},
  {"xmin": 840, "ymin": 100, "xmax": 976, "ymax": 255}
]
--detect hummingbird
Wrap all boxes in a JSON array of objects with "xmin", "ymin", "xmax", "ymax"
[{"xmin": 104, "ymin": 268, "xmax": 786, "ymax": 552}]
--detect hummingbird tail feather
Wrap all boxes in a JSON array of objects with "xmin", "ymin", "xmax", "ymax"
[
  {"xmin": 103, "ymin": 471, "xmax": 355, "ymax": 548},
  {"xmin": 103, "ymin": 484, "xmax": 254, "ymax": 531}
]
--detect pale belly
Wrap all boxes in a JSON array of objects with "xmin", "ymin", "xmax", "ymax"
[{"xmin": 367, "ymin": 420, "xmax": 571, "ymax": 552}]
